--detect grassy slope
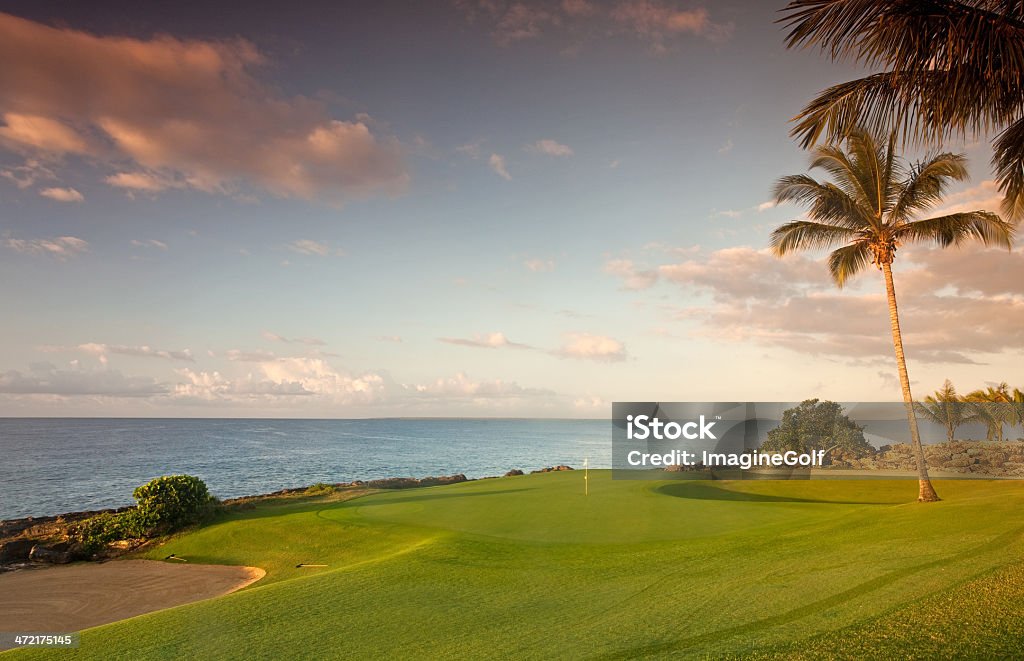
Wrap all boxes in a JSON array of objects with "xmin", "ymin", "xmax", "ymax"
[{"xmin": 8, "ymin": 472, "xmax": 1024, "ymax": 660}]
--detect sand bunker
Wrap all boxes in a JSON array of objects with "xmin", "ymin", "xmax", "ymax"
[{"xmin": 0, "ymin": 559, "xmax": 264, "ymax": 639}]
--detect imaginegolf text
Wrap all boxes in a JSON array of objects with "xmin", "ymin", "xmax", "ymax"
[{"xmin": 626, "ymin": 449, "xmax": 827, "ymax": 469}]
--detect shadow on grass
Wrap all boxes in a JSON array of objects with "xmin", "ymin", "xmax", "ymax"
[
  {"xmin": 593, "ymin": 520, "xmax": 1024, "ymax": 660},
  {"xmin": 654, "ymin": 481, "xmax": 900, "ymax": 505}
]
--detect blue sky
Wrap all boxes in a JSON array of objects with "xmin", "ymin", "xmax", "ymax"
[{"xmin": 1, "ymin": 2, "xmax": 1021, "ymax": 417}]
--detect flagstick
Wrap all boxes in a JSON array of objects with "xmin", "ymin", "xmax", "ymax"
[{"xmin": 584, "ymin": 456, "xmax": 589, "ymax": 496}]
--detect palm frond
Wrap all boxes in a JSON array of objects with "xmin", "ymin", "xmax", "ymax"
[
  {"xmin": 781, "ymin": 0, "xmax": 1024, "ymax": 223},
  {"xmin": 895, "ymin": 211, "xmax": 1015, "ymax": 248},
  {"xmin": 993, "ymin": 116, "xmax": 1024, "ymax": 219},
  {"xmin": 808, "ymin": 143, "xmax": 878, "ymax": 215},
  {"xmin": 770, "ymin": 220, "xmax": 859, "ymax": 256},
  {"xmin": 780, "ymin": 0, "xmax": 1024, "ymax": 97},
  {"xmin": 891, "ymin": 152, "xmax": 971, "ymax": 220},
  {"xmin": 844, "ymin": 129, "xmax": 887, "ymax": 216},
  {"xmin": 789, "ymin": 70, "xmax": 1003, "ymax": 150},
  {"xmin": 773, "ymin": 175, "xmax": 874, "ymax": 229},
  {"xmin": 826, "ymin": 240, "xmax": 873, "ymax": 287}
]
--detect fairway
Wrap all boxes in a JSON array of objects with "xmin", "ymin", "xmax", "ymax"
[{"xmin": 7, "ymin": 472, "xmax": 1024, "ymax": 659}]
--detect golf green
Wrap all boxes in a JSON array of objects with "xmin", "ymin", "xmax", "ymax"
[{"xmin": 8, "ymin": 472, "xmax": 1024, "ymax": 659}]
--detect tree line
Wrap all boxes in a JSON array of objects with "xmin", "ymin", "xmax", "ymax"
[{"xmin": 916, "ymin": 380, "xmax": 1024, "ymax": 443}]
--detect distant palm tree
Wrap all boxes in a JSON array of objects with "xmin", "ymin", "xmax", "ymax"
[
  {"xmin": 1012, "ymin": 387, "xmax": 1024, "ymax": 438},
  {"xmin": 965, "ymin": 383, "xmax": 1015, "ymax": 442},
  {"xmin": 780, "ymin": 0, "xmax": 1024, "ymax": 219},
  {"xmin": 915, "ymin": 380, "xmax": 970, "ymax": 443},
  {"xmin": 771, "ymin": 128, "xmax": 1015, "ymax": 502}
]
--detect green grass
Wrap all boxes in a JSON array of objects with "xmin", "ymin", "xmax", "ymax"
[{"xmin": 7, "ymin": 472, "xmax": 1024, "ymax": 659}]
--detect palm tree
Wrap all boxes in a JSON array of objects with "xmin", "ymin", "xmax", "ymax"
[
  {"xmin": 1011, "ymin": 387, "xmax": 1024, "ymax": 438},
  {"xmin": 779, "ymin": 0, "xmax": 1024, "ymax": 219},
  {"xmin": 965, "ymin": 383, "xmax": 1015, "ymax": 442},
  {"xmin": 771, "ymin": 128, "xmax": 1015, "ymax": 502},
  {"xmin": 915, "ymin": 379, "xmax": 970, "ymax": 443}
]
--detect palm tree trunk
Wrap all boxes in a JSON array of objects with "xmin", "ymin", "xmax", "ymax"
[{"xmin": 881, "ymin": 262, "xmax": 940, "ymax": 502}]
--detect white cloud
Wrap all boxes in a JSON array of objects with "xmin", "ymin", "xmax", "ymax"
[
  {"xmin": 130, "ymin": 239, "xmax": 168, "ymax": 250},
  {"xmin": 0, "ymin": 158, "xmax": 55, "ymax": 189},
  {"xmin": 455, "ymin": 139, "xmax": 484, "ymax": 159},
  {"xmin": 926, "ymin": 180, "xmax": 1003, "ymax": 217},
  {"xmin": 4, "ymin": 235, "xmax": 88, "ymax": 259},
  {"xmin": 440, "ymin": 332, "xmax": 534, "ymax": 350},
  {"xmin": 717, "ymin": 138, "xmax": 733, "ymax": 154},
  {"xmin": 456, "ymin": 0, "xmax": 731, "ymax": 50},
  {"xmin": 528, "ymin": 139, "xmax": 573, "ymax": 157},
  {"xmin": 627, "ymin": 244, "xmax": 1024, "ymax": 365},
  {"xmin": 489, "ymin": 153, "xmax": 512, "ymax": 180},
  {"xmin": 70, "ymin": 343, "xmax": 195, "ymax": 362},
  {"xmin": 224, "ymin": 349, "xmax": 277, "ymax": 362},
  {"xmin": 562, "ymin": 0, "xmax": 595, "ymax": 17},
  {"xmin": 757, "ymin": 200, "xmax": 776, "ymax": 212},
  {"xmin": 106, "ymin": 171, "xmax": 176, "ymax": 193},
  {"xmin": 259, "ymin": 357, "xmax": 386, "ymax": 400},
  {"xmin": 0, "ymin": 113, "xmax": 91, "ymax": 154},
  {"xmin": 573, "ymin": 395, "xmax": 607, "ymax": 410},
  {"xmin": 555, "ymin": 332, "xmax": 627, "ymax": 362},
  {"xmin": 0, "ymin": 363, "xmax": 166, "ymax": 397},
  {"xmin": 611, "ymin": 1, "xmax": 734, "ymax": 48},
  {"xmin": 39, "ymin": 186, "xmax": 83, "ymax": 203},
  {"xmin": 406, "ymin": 371, "xmax": 555, "ymax": 401},
  {"xmin": 285, "ymin": 239, "xmax": 344, "ymax": 257},
  {"xmin": 261, "ymin": 331, "xmax": 327, "ymax": 346},
  {"xmin": 524, "ymin": 257, "xmax": 556, "ymax": 272},
  {"xmin": 603, "ymin": 258, "xmax": 659, "ymax": 290},
  {"xmin": 492, "ymin": 4, "xmax": 558, "ymax": 45}
]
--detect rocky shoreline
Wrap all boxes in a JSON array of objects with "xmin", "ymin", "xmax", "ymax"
[{"xmin": 0, "ymin": 465, "xmax": 576, "ymax": 571}]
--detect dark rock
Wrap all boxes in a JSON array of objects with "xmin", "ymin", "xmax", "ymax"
[
  {"xmin": 29, "ymin": 543, "xmax": 73, "ymax": 564},
  {"xmin": 367, "ymin": 474, "xmax": 469, "ymax": 490},
  {"xmin": 504, "ymin": 469, "xmax": 524, "ymax": 477},
  {"xmin": 0, "ymin": 539, "xmax": 35, "ymax": 563}
]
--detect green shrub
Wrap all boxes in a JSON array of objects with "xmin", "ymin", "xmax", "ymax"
[
  {"xmin": 132, "ymin": 474, "xmax": 215, "ymax": 533},
  {"xmin": 73, "ymin": 512, "xmax": 123, "ymax": 555},
  {"xmin": 72, "ymin": 509, "xmax": 150, "ymax": 555},
  {"xmin": 305, "ymin": 482, "xmax": 336, "ymax": 495},
  {"xmin": 70, "ymin": 475, "xmax": 215, "ymax": 555}
]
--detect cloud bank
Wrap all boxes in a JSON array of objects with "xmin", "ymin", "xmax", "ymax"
[{"xmin": 0, "ymin": 12, "xmax": 408, "ymax": 203}]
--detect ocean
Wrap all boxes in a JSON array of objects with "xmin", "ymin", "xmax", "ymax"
[{"xmin": 0, "ymin": 418, "xmax": 610, "ymax": 520}]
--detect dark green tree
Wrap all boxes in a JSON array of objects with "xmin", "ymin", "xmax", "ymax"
[
  {"xmin": 762, "ymin": 399, "xmax": 874, "ymax": 458},
  {"xmin": 132, "ymin": 474, "xmax": 214, "ymax": 534}
]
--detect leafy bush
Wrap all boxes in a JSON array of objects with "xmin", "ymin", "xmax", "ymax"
[
  {"xmin": 305, "ymin": 482, "xmax": 336, "ymax": 495},
  {"xmin": 132, "ymin": 474, "xmax": 215, "ymax": 533},
  {"xmin": 762, "ymin": 399, "xmax": 874, "ymax": 458},
  {"xmin": 68, "ymin": 475, "xmax": 215, "ymax": 556},
  {"xmin": 73, "ymin": 512, "xmax": 124, "ymax": 555},
  {"xmin": 71, "ymin": 475, "xmax": 215, "ymax": 554}
]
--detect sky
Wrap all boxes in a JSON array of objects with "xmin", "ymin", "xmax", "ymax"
[{"xmin": 1, "ymin": 1, "xmax": 1022, "ymax": 418}]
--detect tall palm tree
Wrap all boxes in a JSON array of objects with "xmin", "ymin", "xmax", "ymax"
[
  {"xmin": 771, "ymin": 128, "xmax": 1015, "ymax": 502},
  {"xmin": 779, "ymin": 0, "xmax": 1024, "ymax": 219},
  {"xmin": 915, "ymin": 379, "xmax": 970, "ymax": 443}
]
